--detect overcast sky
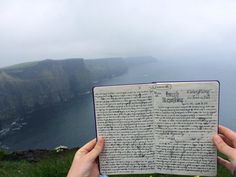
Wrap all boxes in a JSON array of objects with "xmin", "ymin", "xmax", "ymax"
[{"xmin": 0, "ymin": 0, "xmax": 236, "ymax": 67}]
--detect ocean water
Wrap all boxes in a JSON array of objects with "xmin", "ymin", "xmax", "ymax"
[{"xmin": 1, "ymin": 59, "xmax": 236, "ymax": 151}]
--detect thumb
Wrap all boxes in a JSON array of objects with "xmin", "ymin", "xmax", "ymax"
[
  {"xmin": 213, "ymin": 134, "xmax": 235, "ymax": 158},
  {"xmin": 217, "ymin": 157, "xmax": 235, "ymax": 174},
  {"xmin": 87, "ymin": 137, "xmax": 105, "ymax": 160}
]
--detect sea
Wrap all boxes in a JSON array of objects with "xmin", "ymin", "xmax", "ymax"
[{"xmin": 1, "ymin": 58, "xmax": 236, "ymax": 151}]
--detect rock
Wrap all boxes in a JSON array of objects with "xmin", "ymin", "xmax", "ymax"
[{"xmin": 54, "ymin": 145, "xmax": 69, "ymax": 152}]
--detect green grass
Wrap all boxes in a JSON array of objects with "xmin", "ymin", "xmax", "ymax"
[
  {"xmin": 0, "ymin": 150, "xmax": 74, "ymax": 177},
  {"xmin": 0, "ymin": 149, "xmax": 8, "ymax": 160},
  {"xmin": 0, "ymin": 150, "xmax": 232, "ymax": 177}
]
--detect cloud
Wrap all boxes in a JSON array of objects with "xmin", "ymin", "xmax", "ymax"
[{"xmin": 0, "ymin": 0, "xmax": 236, "ymax": 67}]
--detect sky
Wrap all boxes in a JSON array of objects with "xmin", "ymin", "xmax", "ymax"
[{"xmin": 0, "ymin": 0, "xmax": 236, "ymax": 67}]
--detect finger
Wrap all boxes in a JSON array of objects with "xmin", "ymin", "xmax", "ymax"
[
  {"xmin": 77, "ymin": 138, "xmax": 96, "ymax": 155},
  {"xmin": 219, "ymin": 134, "xmax": 234, "ymax": 148},
  {"xmin": 219, "ymin": 125, "xmax": 236, "ymax": 147},
  {"xmin": 87, "ymin": 136, "xmax": 105, "ymax": 160},
  {"xmin": 217, "ymin": 156, "xmax": 234, "ymax": 173},
  {"xmin": 213, "ymin": 134, "xmax": 235, "ymax": 158}
]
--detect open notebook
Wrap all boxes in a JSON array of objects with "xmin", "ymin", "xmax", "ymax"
[{"xmin": 93, "ymin": 81, "xmax": 219, "ymax": 176}]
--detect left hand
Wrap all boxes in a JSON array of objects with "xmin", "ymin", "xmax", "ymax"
[{"xmin": 67, "ymin": 137, "xmax": 105, "ymax": 177}]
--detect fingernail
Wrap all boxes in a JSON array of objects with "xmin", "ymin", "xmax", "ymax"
[
  {"xmin": 219, "ymin": 125, "xmax": 224, "ymax": 129},
  {"xmin": 213, "ymin": 135, "xmax": 222, "ymax": 144},
  {"xmin": 98, "ymin": 136, "xmax": 104, "ymax": 141}
]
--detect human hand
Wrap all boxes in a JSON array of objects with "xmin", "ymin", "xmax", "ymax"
[
  {"xmin": 213, "ymin": 125, "xmax": 236, "ymax": 174},
  {"xmin": 67, "ymin": 137, "xmax": 105, "ymax": 177}
]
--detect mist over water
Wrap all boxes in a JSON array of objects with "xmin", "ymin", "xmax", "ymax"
[{"xmin": 1, "ymin": 58, "xmax": 235, "ymax": 151}]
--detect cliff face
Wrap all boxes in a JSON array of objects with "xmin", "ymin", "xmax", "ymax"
[
  {"xmin": 0, "ymin": 59, "xmax": 89, "ymax": 127},
  {"xmin": 0, "ymin": 58, "xmax": 129, "ymax": 128},
  {"xmin": 0, "ymin": 57, "xmax": 156, "ymax": 129}
]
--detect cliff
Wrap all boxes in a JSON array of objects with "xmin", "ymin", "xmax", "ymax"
[
  {"xmin": 0, "ymin": 59, "xmax": 86, "ymax": 127},
  {"xmin": 0, "ymin": 57, "xmax": 156, "ymax": 129},
  {"xmin": 0, "ymin": 58, "xmax": 129, "ymax": 129}
]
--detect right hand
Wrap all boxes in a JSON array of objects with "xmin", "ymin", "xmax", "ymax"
[{"xmin": 213, "ymin": 125, "xmax": 236, "ymax": 174}]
